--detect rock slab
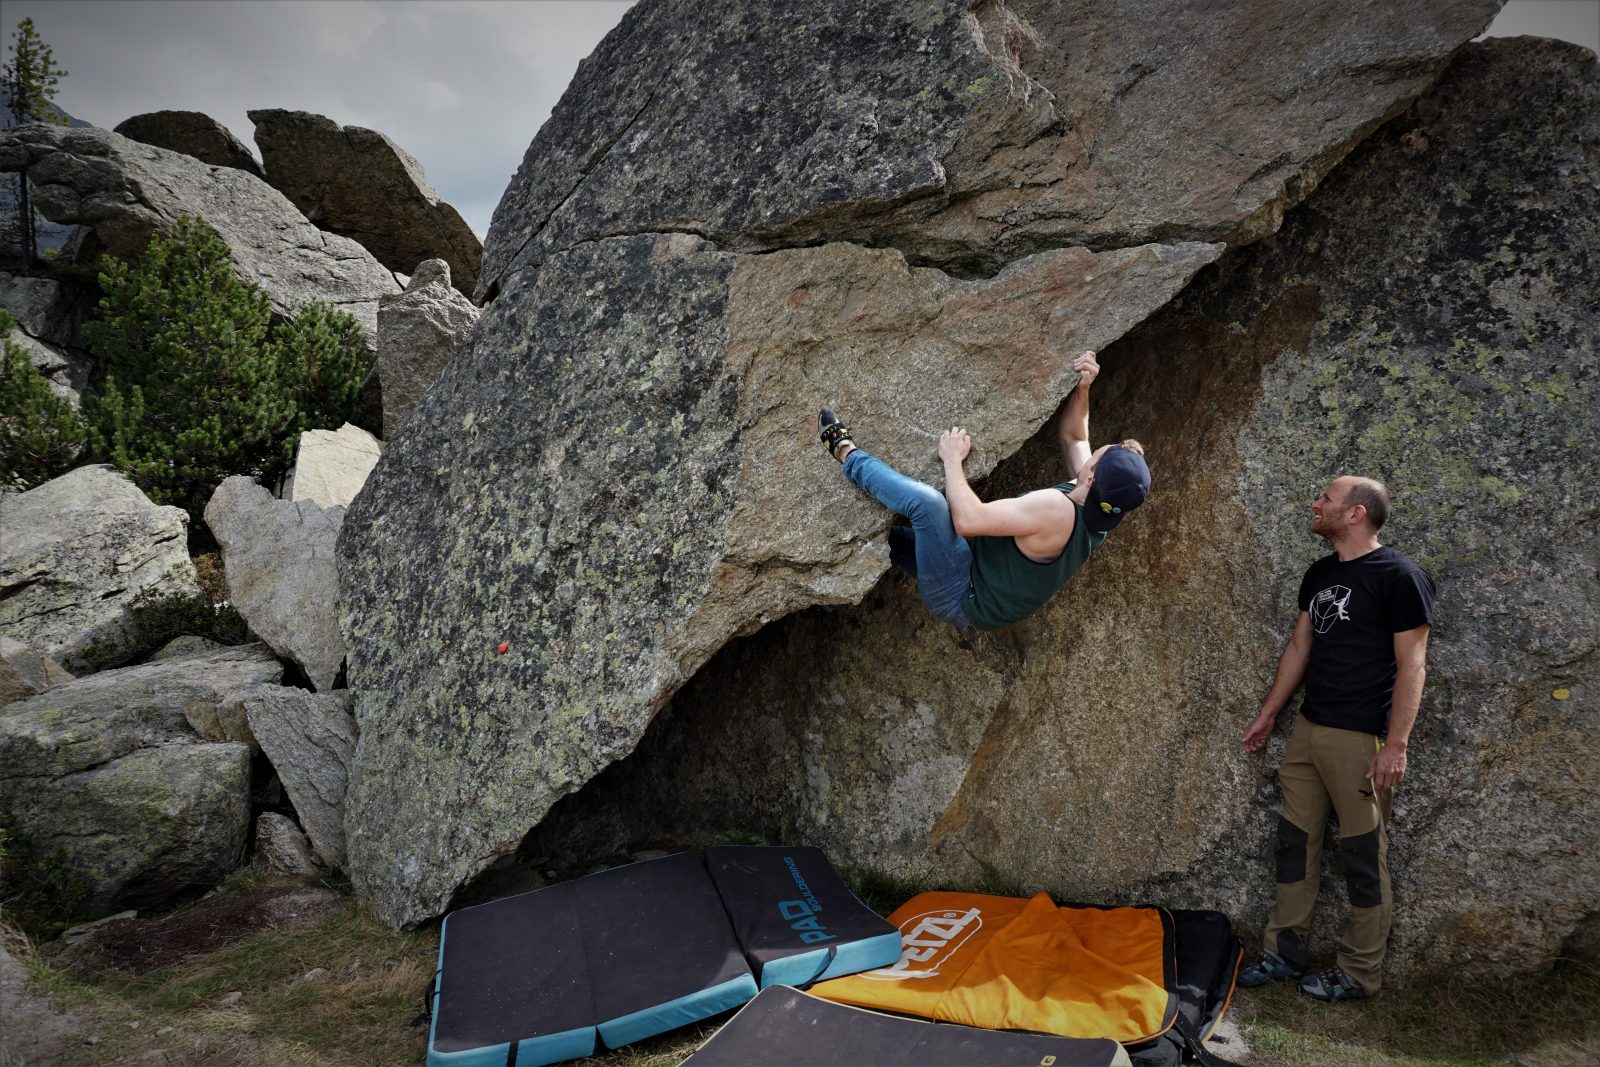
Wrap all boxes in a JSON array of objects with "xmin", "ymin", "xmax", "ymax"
[
  {"xmin": 240, "ymin": 684, "xmax": 356, "ymax": 869},
  {"xmin": 0, "ymin": 644, "xmax": 281, "ymax": 908},
  {"xmin": 0, "ymin": 124, "xmax": 401, "ymax": 343},
  {"xmin": 0, "ymin": 465, "xmax": 198, "ymax": 671},
  {"xmin": 283, "ymin": 422, "xmax": 383, "ymax": 509},
  {"xmin": 206, "ymin": 476, "xmax": 346, "ymax": 691},
  {"xmin": 376, "ymin": 258, "xmax": 480, "ymax": 438},
  {"xmin": 479, "ymin": 0, "xmax": 1500, "ymax": 294},
  {"xmin": 113, "ymin": 110, "xmax": 264, "ymax": 177},
  {"xmin": 250, "ymin": 109, "xmax": 482, "ymax": 295}
]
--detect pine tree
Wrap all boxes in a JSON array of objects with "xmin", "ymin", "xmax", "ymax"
[
  {"xmin": 0, "ymin": 309, "xmax": 87, "ymax": 490},
  {"xmin": 1, "ymin": 18, "xmax": 70, "ymax": 262},
  {"xmin": 81, "ymin": 216, "xmax": 372, "ymax": 518},
  {"xmin": 276, "ymin": 298, "xmax": 370, "ymax": 458},
  {"xmin": 83, "ymin": 216, "xmax": 297, "ymax": 515}
]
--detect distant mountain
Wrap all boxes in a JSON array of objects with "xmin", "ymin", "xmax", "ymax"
[{"xmin": 2, "ymin": 85, "xmax": 93, "ymax": 256}]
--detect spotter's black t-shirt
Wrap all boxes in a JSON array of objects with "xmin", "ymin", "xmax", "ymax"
[{"xmin": 1297, "ymin": 546, "xmax": 1436, "ymax": 736}]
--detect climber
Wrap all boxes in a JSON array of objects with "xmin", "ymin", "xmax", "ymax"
[{"xmin": 818, "ymin": 350, "xmax": 1149, "ymax": 631}]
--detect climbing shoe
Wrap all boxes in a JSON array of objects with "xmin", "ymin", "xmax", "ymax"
[
  {"xmin": 1238, "ymin": 951, "xmax": 1304, "ymax": 988},
  {"xmin": 818, "ymin": 408, "xmax": 854, "ymax": 462},
  {"xmin": 1299, "ymin": 966, "xmax": 1368, "ymax": 1002}
]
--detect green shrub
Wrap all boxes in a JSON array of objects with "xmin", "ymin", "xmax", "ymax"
[
  {"xmin": 82, "ymin": 216, "xmax": 371, "ymax": 518},
  {"xmin": 0, "ymin": 308, "xmax": 87, "ymax": 490},
  {"xmin": 0, "ymin": 813, "xmax": 92, "ymax": 941},
  {"xmin": 76, "ymin": 553, "xmax": 248, "ymax": 670}
]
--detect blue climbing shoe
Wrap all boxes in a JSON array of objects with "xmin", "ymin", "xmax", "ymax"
[
  {"xmin": 1299, "ymin": 966, "xmax": 1368, "ymax": 1002},
  {"xmin": 1238, "ymin": 951, "xmax": 1304, "ymax": 988}
]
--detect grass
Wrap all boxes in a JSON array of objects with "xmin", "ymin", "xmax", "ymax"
[
  {"xmin": 9, "ymin": 864, "xmax": 1599, "ymax": 1067},
  {"xmin": 1231, "ymin": 959, "xmax": 1600, "ymax": 1066}
]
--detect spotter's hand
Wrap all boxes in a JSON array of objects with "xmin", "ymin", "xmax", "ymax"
[{"xmin": 939, "ymin": 427, "xmax": 972, "ymax": 464}]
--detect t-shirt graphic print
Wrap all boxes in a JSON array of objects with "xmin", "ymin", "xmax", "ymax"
[{"xmin": 1296, "ymin": 546, "xmax": 1435, "ymax": 735}]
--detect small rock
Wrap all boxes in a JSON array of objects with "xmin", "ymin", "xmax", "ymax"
[
  {"xmin": 62, "ymin": 911, "xmax": 138, "ymax": 946},
  {"xmin": 297, "ymin": 967, "xmax": 330, "ymax": 984},
  {"xmin": 215, "ymin": 991, "xmax": 243, "ymax": 1007}
]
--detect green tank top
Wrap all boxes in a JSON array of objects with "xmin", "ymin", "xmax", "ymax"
[{"xmin": 961, "ymin": 482, "xmax": 1107, "ymax": 630}]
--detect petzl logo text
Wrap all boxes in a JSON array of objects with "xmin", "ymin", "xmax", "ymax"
[{"xmin": 863, "ymin": 907, "xmax": 983, "ymax": 981}]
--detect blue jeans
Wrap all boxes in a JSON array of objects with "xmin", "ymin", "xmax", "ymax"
[{"xmin": 843, "ymin": 449, "xmax": 972, "ymax": 629}]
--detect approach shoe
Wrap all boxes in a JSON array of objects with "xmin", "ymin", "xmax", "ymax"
[
  {"xmin": 1238, "ymin": 951, "xmax": 1304, "ymax": 988},
  {"xmin": 1299, "ymin": 966, "xmax": 1368, "ymax": 1002},
  {"xmin": 818, "ymin": 408, "xmax": 855, "ymax": 462}
]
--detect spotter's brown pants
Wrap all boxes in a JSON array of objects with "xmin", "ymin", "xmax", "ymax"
[{"xmin": 1262, "ymin": 717, "xmax": 1394, "ymax": 993}]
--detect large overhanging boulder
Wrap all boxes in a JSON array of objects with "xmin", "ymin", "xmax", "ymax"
[
  {"xmin": 0, "ymin": 466, "xmax": 199, "ymax": 671},
  {"xmin": 0, "ymin": 124, "xmax": 401, "ymax": 342},
  {"xmin": 250, "ymin": 109, "xmax": 483, "ymax": 295},
  {"xmin": 524, "ymin": 38, "xmax": 1600, "ymax": 982},
  {"xmin": 479, "ymin": 0, "xmax": 1500, "ymax": 295},
  {"xmin": 339, "ymin": 0, "xmax": 1503, "ymax": 927},
  {"xmin": 0, "ymin": 644, "xmax": 282, "ymax": 908}
]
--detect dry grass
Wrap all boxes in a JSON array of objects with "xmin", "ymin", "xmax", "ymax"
[{"xmin": 1231, "ymin": 960, "xmax": 1600, "ymax": 1067}]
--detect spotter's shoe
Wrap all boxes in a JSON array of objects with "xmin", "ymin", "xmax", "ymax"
[
  {"xmin": 1238, "ymin": 951, "xmax": 1305, "ymax": 988},
  {"xmin": 1299, "ymin": 966, "xmax": 1369, "ymax": 1002}
]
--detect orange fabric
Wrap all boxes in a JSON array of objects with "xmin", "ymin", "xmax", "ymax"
[{"xmin": 812, "ymin": 891, "xmax": 1174, "ymax": 1045}]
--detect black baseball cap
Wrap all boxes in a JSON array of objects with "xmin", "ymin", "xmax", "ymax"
[{"xmin": 1082, "ymin": 447, "xmax": 1151, "ymax": 533}]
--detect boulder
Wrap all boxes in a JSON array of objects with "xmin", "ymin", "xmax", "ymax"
[
  {"xmin": 250, "ymin": 109, "xmax": 482, "ymax": 295},
  {"xmin": 340, "ymin": 230, "xmax": 1219, "ymax": 925},
  {"xmin": 478, "ymin": 0, "xmax": 1500, "ymax": 296},
  {"xmin": 255, "ymin": 812, "xmax": 321, "ymax": 875},
  {"xmin": 148, "ymin": 634, "xmax": 224, "ymax": 664},
  {"xmin": 113, "ymin": 110, "xmax": 265, "ymax": 177},
  {"xmin": 524, "ymin": 39, "xmax": 1600, "ymax": 982},
  {"xmin": 0, "ymin": 465, "xmax": 199, "ymax": 671},
  {"xmin": 239, "ymin": 685, "xmax": 356, "ymax": 868},
  {"xmin": 376, "ymin": 259, "xmax": 480, "ymax": 438},
  {"xmin": 282, "ymin": 422, "xmax": 383, "ymax": 509},
  {"xmin": 0, "ymin": 637, "xmax": 73, "ymax": 708},
  {"xmin": 0, "ymin": 269, "xmax": 95, "ymax": 404},
  {"xmin": 205, "ymin": 477, "xmax": 346, "ymax": 691},
  {"xmin": 0, "ymin": 643, "xmax": 281, "ymax": 908},
  {"xmin": 339, "ymin": 0, "xmax": 1501, "ymax": 928},
  {"xmin": 0, "ymin": 124, "xmax": 401, "ymax": 344}
]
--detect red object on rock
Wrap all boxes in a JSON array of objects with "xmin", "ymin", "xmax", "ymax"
[{"xmin": 496, "ymin": 642, "xmax": 509, "ymax": 655}]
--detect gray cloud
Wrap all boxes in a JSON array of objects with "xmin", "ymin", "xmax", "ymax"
[{"xmin": 5, "ymin": 0, "xmax": 636, "ymax": 238}]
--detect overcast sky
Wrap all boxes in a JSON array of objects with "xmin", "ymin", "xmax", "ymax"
[{"xmin": 4, "ymin": 0, "xmax": 1594, "ymax": 240}]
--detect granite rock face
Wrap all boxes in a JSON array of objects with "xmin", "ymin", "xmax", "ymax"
[
  {"xmin": 0, "ymin": 644, "xmax": 281, "ymax": 908},
  {"xmin": 205, "ymin": 477, "xmax": 346, "ymax": 691},
  {"xmin": 0, "ymin": 466, "xmax": 199, "ymax": 671},
  {"xmin": 479, "ymin": 0, "xmax": 1499, "ymax": 295},
  {"xmin": 250, "ymin": 110, "xmax": 482, "ymax": 295},
  {"xmin": 0, "ymin": 637, "xmax": 73, "ymax": 708},
  {"xmin": 256, "ymin": 812, "xmax": 321, "ymax": 875},
  {"xmin": 339, "ymin": 0, "xmax": 1506, "ymax": 928},
  {"xmin": 283, "ymin": 423, "xmax": 383, "ymax": 509},
  {"xmin": 525, "ymin": 39, "xmax": 1600, "ymax": 981},
  {"xmin": 113, "ymin": 110, "xmax": 264, "ymax": 177},
  {"xmin": 376, "ymin": 259, "xmax": 481, "ymax": 438},
  {"xmin": 339, "ymin": 232, "xmax": 1215, "ymax": 925},
  {"xmin": 0, "ymin": 124, "xmax": 401, "ymax": 342},
  {"xmin": 240, "ymin": 685, "xmax": 356, "ymax": 869},
  {"xmin": 0, "ymin": 270, "xmax": 94, "ymax": 403}
]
